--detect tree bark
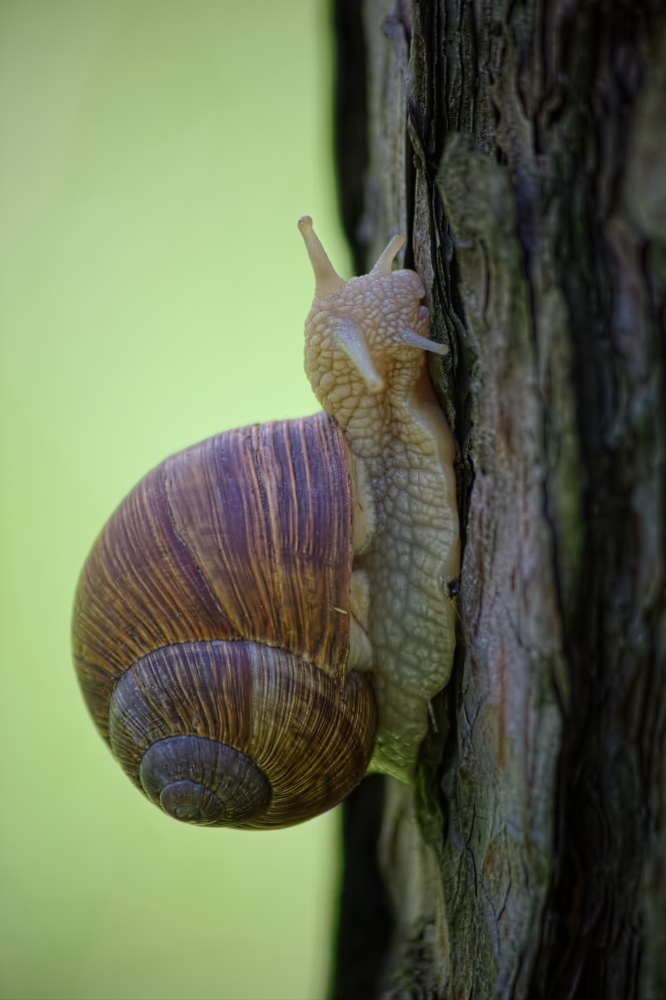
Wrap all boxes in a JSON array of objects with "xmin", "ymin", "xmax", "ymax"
[{"xmin": 330, "ymin": 2, "xmax": 666, "ymax": 998}]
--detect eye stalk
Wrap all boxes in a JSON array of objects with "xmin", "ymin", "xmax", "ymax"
[
  {"xmin": 298, "ymin": 216, "xmax": 347, "ymax": 299},
  {"xmin": 370, "ymin": 233, "xmax": 405, "ymax": 275}
]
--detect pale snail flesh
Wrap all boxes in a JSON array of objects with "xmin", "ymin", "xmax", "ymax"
[{"xmin": 72, "ymin": 220, "xmax": 460, "ymax": 829}]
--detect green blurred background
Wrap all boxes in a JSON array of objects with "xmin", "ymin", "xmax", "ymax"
[{"xmin": 0, "ymin": 2, "xmax": 351, "ymax": 998}]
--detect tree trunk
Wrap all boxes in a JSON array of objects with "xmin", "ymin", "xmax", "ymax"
[{"xmin": 330, "ymin": 2, "xmax": 666, "ymax": 997}]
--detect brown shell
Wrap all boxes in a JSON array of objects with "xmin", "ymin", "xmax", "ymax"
[
  {"xmin": 73, "ymin": 412, "xmax": 354, "ymax": 739},
  {"xmin": 109, "ymin": 641, "xmax": 377, "ymax": 829},
  {"xmin": 72, "ymin": 412, "xmax": 377, "ymax": 828}
]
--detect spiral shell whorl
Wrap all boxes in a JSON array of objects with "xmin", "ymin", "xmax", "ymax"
[
  {"xmin": 108, "ymin": 641, "xmax": 375, "ymax": 829},
  {"xmin": 71, "ymin": 413, "xmax": 377, "ymax": 829},
  {"xmin": 138, "ymin": 737, "xmax": 272, "ymax": 826}
]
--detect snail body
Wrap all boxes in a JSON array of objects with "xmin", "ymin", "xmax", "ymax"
[
  {"xmin": 299, "ymin": 220, "xmax": 459, "ymax": 780},
  {"xmin": 72, "ymin": 220, "xmax": 459, "ymax": 827}
]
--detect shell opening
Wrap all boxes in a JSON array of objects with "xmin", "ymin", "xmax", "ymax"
[{"xmin": 298, "ymin": 216, "xmax": 347, "ymax": 299}]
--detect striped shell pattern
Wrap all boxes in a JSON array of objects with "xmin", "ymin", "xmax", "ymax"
[{"xmin": 72, "ymin": 411, "xmax": 377, "ymax": 829}]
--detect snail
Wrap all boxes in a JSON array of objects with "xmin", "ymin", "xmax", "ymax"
[{"xmin": 72, "ymin": 218, "xmax": 460, "ymax": 829}]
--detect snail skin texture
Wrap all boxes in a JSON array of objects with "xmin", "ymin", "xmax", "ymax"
[{"xmin": 72, "ymin": 219, "xmax": 460, "ymax": 829}]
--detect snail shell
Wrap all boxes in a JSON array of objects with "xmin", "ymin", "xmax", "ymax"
[
  {"xmin": 72, "ymin": 413, "xmax": 377, "ymax": 828},
  {"xmin": 73, "ymin": 217, "xmax": 461, "ymax": 823}
]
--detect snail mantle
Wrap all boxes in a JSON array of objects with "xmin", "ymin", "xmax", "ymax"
[{"xmin": 71, "ymin": 219, "xmax": 460, "ymax": 830}]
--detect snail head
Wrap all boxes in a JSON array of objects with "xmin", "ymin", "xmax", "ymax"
[{"xmin": 298, "ymin": 216, "xmax": 449, "ymax": 417}]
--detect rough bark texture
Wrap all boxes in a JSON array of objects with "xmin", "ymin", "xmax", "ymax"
[{"xmin": 330, "ymin": 2, "xmax": 666, "ymax": 997}]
